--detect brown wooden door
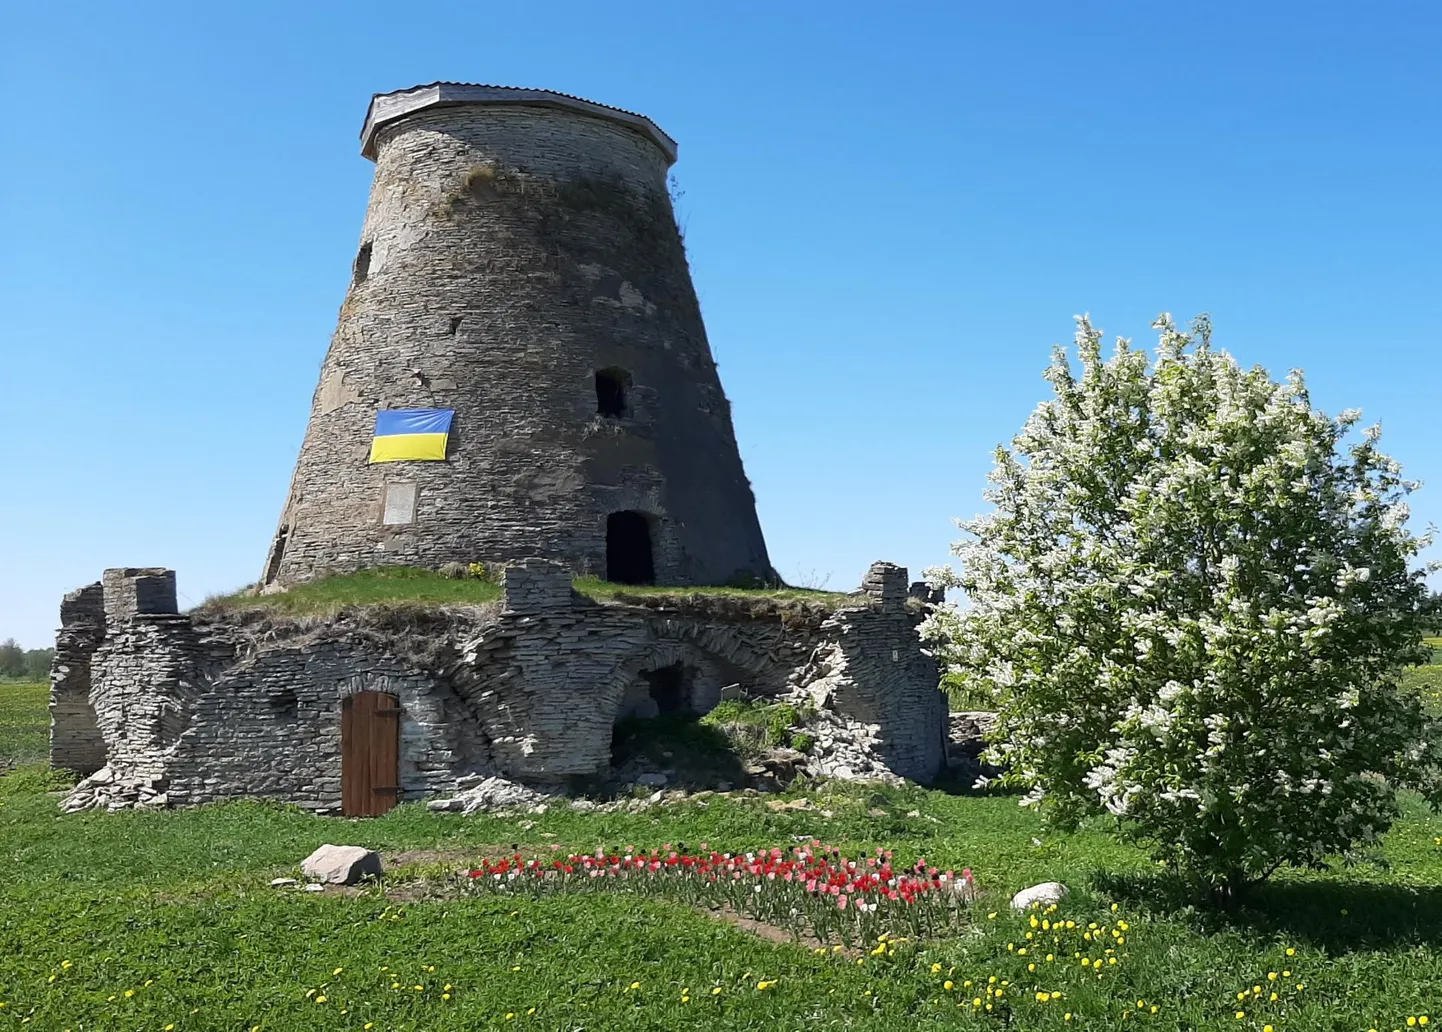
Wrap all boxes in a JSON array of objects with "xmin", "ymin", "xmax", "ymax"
[{"xmin": 341, "ymin": 692, "xmax": 401, "ymax": 816}]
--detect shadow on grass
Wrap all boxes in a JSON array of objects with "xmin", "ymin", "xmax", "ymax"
[{"xmin": 1094, "ymin": 868, "xmax": 1442, "ymax": 952}]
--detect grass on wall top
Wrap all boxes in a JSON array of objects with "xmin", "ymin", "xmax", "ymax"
[{"xmin": 202, "ymin": 567, "xmax": 858, "ymax": 618}]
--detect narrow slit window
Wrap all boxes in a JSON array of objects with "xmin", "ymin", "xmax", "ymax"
[{"xmin": 353, "ymin": 241, "xmax": 373, "ymax": 284}]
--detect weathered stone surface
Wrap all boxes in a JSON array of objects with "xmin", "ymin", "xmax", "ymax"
[
  {"xmin": 261, "ymin": 86, "xmax": 773, "ymax": 590},
  {"xmin": 54, "ymin": 560, "xmax": 947, "ymax": 813},
  {"xmin": 301, "ymin": 844, "xmax": 383, "ymax": 885},
  {"xmin": 1011, "ymin": 882, "xmax": 1069, "ymax": 911},
  {"xmin": 270, "ymin": 877, "xmax": 299, "ymax": 887}
]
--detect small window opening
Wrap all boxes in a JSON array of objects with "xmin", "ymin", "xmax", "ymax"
[
  {"xmin": 353, "ymin": 241, "xmax": 373, "ymax": 285},
  {"xmin": 606, "ymin": 510, "xmax": 654, "ymax": 584},
  {"xmin": 595, "ymin": 367, "xmax": 631, "ymax": 417},
  {"xmin": 642, "ymin": 663, "xmax": 688, "ymax": 714},
  {"xmin": 270, "ymin": 688, "xmax": 298, "ymax": 721}
]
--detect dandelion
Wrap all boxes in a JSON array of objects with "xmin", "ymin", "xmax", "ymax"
[
  {"xmin": 944, "ymin": 981, "xmax": 954, "ymax": 991},
  {"xmin": 333, "ymin": 967, "xmax": 344, "ymax": 976},
  {"xmin": 315, "ymin": 995, "xmax": 327, "ymax": 1004}
]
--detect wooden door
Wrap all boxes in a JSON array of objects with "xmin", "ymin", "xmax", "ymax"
[{"xmin": 341, "ymin": 692, "xmax": 401, "ymax": 816}]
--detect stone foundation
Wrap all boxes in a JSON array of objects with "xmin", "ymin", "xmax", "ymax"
[{"xmin": 52, "ymin": 561, "xmax": 946, "ymax": 812}]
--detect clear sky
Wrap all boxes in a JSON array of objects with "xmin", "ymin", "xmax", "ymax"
[{"xmin": 3, "ymin": 2, "xmax": 1439, "ymax": 648}]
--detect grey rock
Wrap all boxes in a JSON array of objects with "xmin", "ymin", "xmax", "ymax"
[
  {"xmin": 300, "ymin": 844, "xmax": 383, "ymax": 886},
  {"xmin": 270, "ymin": 877, "xmax": 299, "ymax": 887},
  {"xmin": 1011, "ymin": 882, "xmax": 1068, "ymax": 911}
]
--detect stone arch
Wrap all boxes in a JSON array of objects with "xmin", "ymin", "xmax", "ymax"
[{"xmin": 597, "ymin": 626, "xmax": 776, "ymax": 726}]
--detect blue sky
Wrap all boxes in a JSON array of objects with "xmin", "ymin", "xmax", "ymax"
[{"xmin": 3, "ymin": 2, "xmax": 1439, "ymax": 648}]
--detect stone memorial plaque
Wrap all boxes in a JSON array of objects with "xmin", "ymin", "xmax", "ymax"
[{"xmin": 381, "ymin": 482, "xmax": 417, "ymax": 526}]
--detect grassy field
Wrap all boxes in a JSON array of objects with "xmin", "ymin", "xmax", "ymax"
[
  {"xmin": 3, "ymin": 670, "xmax": 1441, "ymax": 1029},
  {"xmin": 0, "ymin": 680, "xmax": 46, "ymax": 768},
  {"xmin": 203, "ymin": 567, "xmax": 856, "ymax": 618}
]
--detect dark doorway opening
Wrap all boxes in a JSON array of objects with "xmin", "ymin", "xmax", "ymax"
[
  {"xmin": 642, "ymin": 663, "xmax": 687, "ymax": 714},
  {"xmin": 606, "ymin": 511, "xmax": 654, "ymax": 584},
  {"xmin": 595, "ymin": 368, "xmax": 631, "ymax": 417}
]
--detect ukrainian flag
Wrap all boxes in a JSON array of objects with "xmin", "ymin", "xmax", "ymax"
[{"xmin": 368, "ymin": 408, "xmax": 454, "ymax": 463}]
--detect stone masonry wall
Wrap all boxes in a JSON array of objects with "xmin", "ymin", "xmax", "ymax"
[
  {"xmin": 264, "ymin": 90, "xmax": 772, "ymax": 589},
  {"xmin": 58, "ymin": 560, "xmax": 945, "ymax": 811},
  {"xmin": 48, "ymin": 583, "xmax": 107, "ymax": 775},
  {"xmin": 795, "ymin": 563, "xmax": 947, "ymax": 781}
]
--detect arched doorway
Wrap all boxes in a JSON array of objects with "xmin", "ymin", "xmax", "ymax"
[{"xmin": 606, "ymin": 511, "xmax": 655, "ymax": 584}]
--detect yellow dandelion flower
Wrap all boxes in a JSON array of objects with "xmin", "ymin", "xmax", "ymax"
[
  {"xmin": 628, "ymin": 981, "xmax": 640, "ymax": 991},
  {"xmin": 444, "ymin": 983, "xmax": 452, "ymax": 991},
  {"xmin": 1408, "ymin": 1020, "xmax": 1418, "ymax": 1029},
  {"xmin": 443, "ymin": 993, "xmax": 452, "ymax": 1001},
  {"xmin": 506, "ymin": 1013, "xmax": 515, "ymax": 1021},
  {"xmin": 1236, "ymin": 1011, "xmax": 1246, "ymax": 1020},
  {"xmin": 712, "ymin": 987, "xmax": 723, "ymax": 995},
  {"xmin": 315, "ymin": 995, "xmax": 327, "ymax": 1004},
  {"xmin": 1264, "ymin": 1025, "xmax": 1274, "ymax": 1032},
  {"xmin": 931, "ymin": 963, "xmax": 942, "ymax": 973},
  {"xmin": 1283, "ymin": 970, "xmax": 1292, "ymax": 977},
  {"xmin": 333, "ymin": 967, "xmax": 344, "ymax": 976},
  {"xmin": 528, "ymin": 1008, "xmax": 536, "ymax": 1015},
  {"xmin": 1065, "ymin": 1013, "xmax": 1073, "ymax": 1021},
  {"xmin": 944, "ymin": 980, "xmax": 954, "ymax": 991},
  {"xmin": 987, "ymin": 912, "xmax": 997, "ymax": 920},
  {"xmin": 124, "ymin": 990, "xmax": 134, "ymax": 999},
  {"xmin": 1285, "ymin": 947, "xmax": 1296, "ymax": 956},
  {"xmin": 1046, "ymin": 953, "xmax": 1055, "ymax": 962},
  {"xmin": 973, "ymin": 997, "xmax": 983, "ymax": 1007}
]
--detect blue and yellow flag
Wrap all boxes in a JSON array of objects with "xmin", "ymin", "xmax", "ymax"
[{"xmin": 369, "ymin": 408, "xmax": 454, "ymax": 463}]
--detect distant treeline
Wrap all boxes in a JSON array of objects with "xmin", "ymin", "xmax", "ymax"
[{"xmin": 0, "ymin": 639, "xmax": 54, "ymax": 681}]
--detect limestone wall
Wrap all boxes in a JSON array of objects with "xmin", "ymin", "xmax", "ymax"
[
  {"xmin": 48, "ymin": 583, "xmax": 107, "ymax": 775},
  {"xmin": 55, "ymin": 561, "xmax": 945, "ymax": 812},
  {"xmin": 264, "ymin": 88, "xmax": 772, "ymax": 589}
]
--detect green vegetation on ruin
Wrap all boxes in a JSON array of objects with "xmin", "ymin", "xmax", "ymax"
[
  {"xmin": 200, "ymin": 566, "xmax": 858, "ymax": 619},
  {"xmin": 2, "ymin": 676, "xmax": 1441, "ymax": 1030}
]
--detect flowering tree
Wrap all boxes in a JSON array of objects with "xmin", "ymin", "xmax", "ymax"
[{"xmin": 924, "ymin": 314, "xmax": 1442, "ymax": 899}]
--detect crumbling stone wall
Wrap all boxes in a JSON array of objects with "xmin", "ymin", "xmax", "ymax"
[
  {"xmin": 264, "ymin": 85, "xmax": 772, "ymax": 589},
  {"xmin": 48, "ymin": 583, "xmax": 107, "ymax": 775},
  {"xmin": 795, "ymin": 563, "xmax": 947, "ymax": 781},
  {"xmin": 56, "ymin": 560, "xmax": 945, "ymax": 812}
]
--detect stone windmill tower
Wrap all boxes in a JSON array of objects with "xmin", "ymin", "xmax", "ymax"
[{"xmin": 261, "ymin": 84, "xmax": 774, "ymax": 589}]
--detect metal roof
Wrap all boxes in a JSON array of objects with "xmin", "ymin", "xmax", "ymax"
[{"xmin": 359, "ymin": 83, "xmax": 677, "ymax": 165}]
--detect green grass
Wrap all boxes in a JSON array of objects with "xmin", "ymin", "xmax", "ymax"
[
  {"xmin": 204, "ymin": 567, "xmax": 856, "ymax": 618},
  {"xmin": 3, "ymin": 663, "xmax": 1441, "ymax": 1030},
  {"xmin": 572, "ymin": 577, "xmax": 856, "ymax": 606},
  {"xmin": 0, "ymin": 680, "xmax": 47, "ymax": 768}
]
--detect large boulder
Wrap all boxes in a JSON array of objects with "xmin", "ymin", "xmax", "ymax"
[{"xmin": 301, "ymin": 844, "xmax": 383, "ymax": 885}]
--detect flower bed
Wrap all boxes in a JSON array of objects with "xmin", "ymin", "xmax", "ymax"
[{"xmin": 458, "ymin": 841, "xmax": 976, "ymax": 945}]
